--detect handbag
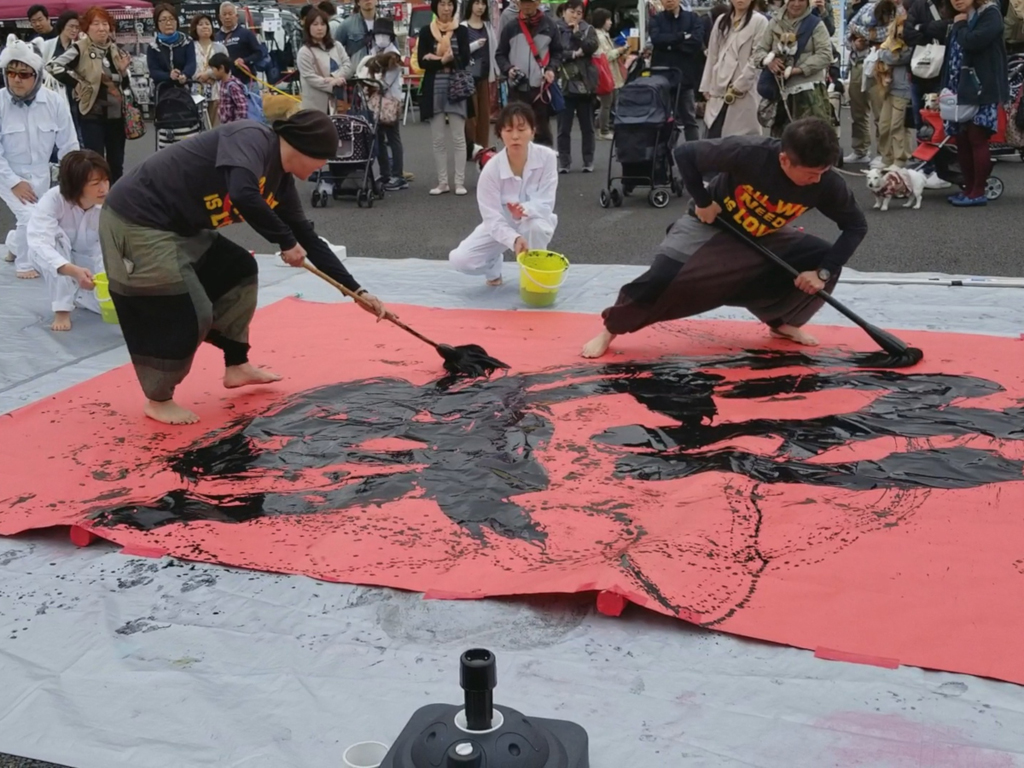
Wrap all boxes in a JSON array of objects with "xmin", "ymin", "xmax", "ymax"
[
  {"xmin": 910, "ymin": 3, "xmax": 945, "ymax": 79},
  {"xmin": 447, "ymin": 68, "xmax": 476, "ymax": 102},
  {"xmin": 370, "ymin": 90, "xmax": 401, "ymax": 125},
  {"xmin": 594, "ymin": 53, "xmax": 615, "ymax": 96},
  {"xmin": 938, "ymin": 86, "xmax": 977, "ymax": 122},
  {"xmin": 122, "ymin": 81, "xmax": 145, "ymax": 140}
]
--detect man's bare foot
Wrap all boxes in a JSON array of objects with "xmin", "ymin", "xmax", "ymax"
[
  {"xmin": 581, "ymin": 329, "xmax": 616, "ymax": 358},
  {"xmin": 16, "ymin": 269, "xmax": 39, "ymax": 279},
  {"xmin": 144, "ymin": 399, "xmax": 200, "ymax": 425},
  {"xmin": 223, "ymin": 363, "xmax": 283, "ymax": 389},
  {"xmin": 771, "ymin": 324, "xmax": 819, "ymax": 346},
  {"xmin": 50, "ymin": 311, "xmax": 72, "ymax": 332},
  {"xmin": 486, "ymin": 276, "xmax": 503, "ymax": 286}
]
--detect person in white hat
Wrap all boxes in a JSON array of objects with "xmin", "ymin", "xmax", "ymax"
[{"xmin": 0, "ymin": 34, "xmax": 78, "ymax": 278}]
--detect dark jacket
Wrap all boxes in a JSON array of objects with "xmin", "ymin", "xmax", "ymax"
[
  {"xmin": 146, "ymin": 32, "xmax": 197, "ymax": 84},
  {"xmin": 216, "ymin": 25, "xmax": 263, "ymax": 81},
  {"xmin": 417, "ymin": 24, "xmax": 473, "ymax": 122},
  {"xmin": 904, "ymin": 0, "xmax": 952, "ymax": 87},
  {"xmin": 556, "ymin": 18, "xmax": 598, "ymax": 95},
  {"xmin": 941, "ymin": 3, "xmax": 1009, "ymax": 104},
  {"xmin": 649, "ymin": 8, "xmax": 704, "ymax": 89}
]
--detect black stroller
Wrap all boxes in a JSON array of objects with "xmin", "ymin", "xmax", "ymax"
[
  {"xmin": 599, "ymin": 66, "xmax": 683, "ymax": 210},
  {"xmin": 309, "ymin": 80, "xmax": 384, "ymax": 208},
  {"xmin": 153, "ymin": 81, "xmax": 207, "ymax": 151}
]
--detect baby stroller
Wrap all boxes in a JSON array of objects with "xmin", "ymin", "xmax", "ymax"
[
  {"xmin": 911, "ymin": 56, "xmax": 1024, "ymax": 200},
  {"xmin": 600, "ymin": 66, "xmax": 683, "ymax": 210},
  {"xmin": 309, "ymin": 80, "xmax": 384, "ymax": 208},
  {"xmin": 153, "ymin": 81, "xmax": 208, "ymax": 151}
]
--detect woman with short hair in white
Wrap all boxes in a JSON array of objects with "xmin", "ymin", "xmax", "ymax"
[
  {"xmin": 27, "ymin": 149, "xmax": 109, "ymax": 332},
  {"xmin": 449, "ymin": 102, "xmax": 558, "ymax": 286}
]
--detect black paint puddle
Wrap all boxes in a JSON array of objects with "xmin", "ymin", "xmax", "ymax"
[{"xmin": 92, "ymin": 351, "xmax": 1024, "ymax": 543}]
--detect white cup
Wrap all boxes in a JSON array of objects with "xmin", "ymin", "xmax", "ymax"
[{"xmin": 343, "ymin": 741, "xmax": 390, "ymax": 768}]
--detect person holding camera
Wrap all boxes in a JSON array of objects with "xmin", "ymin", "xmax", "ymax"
[{"xmin": 496, "ymin": 0, "xmax": 563, "ymax": 147}]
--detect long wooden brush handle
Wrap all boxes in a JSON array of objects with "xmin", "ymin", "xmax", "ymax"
[{"xmin": 300, "ymin": 261, "xmax": 441, "ymax": 349}]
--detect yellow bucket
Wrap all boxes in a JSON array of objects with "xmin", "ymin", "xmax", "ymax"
[
  {"xmin": 93, "ymin": 272, "xmax": 119, "ymax": 324},
  {"xmin": 517, "ymin": 250, "xmax": 569, "ymax": 308}
]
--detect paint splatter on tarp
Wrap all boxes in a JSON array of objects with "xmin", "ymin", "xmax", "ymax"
[{"xmin": 2, "ymin": 300, "xmax": 1024, "ymax": 684}]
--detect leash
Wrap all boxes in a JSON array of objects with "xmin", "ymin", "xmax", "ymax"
[{"xmin": 237, "ymin": 63, "xmax": 302, "ymax": 101}]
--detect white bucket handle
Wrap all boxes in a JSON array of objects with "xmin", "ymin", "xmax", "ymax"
[{"xmin": 520, "ymin": 260, "xmax": 569, "ymax": 291}]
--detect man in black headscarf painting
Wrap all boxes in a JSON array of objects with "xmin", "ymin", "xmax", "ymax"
[
  {"xmin": 99, "ymin": 110, "xmax": 387, "ymax": 427},
  {"xmin": 93, "ymin": 352, "xmax": 1024, "ymax": 626}
]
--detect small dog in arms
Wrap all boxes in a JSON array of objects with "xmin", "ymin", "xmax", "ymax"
[
  {"xmin": 763, "ymin": 30, "xmax": 799, "ymax": 79},
  {"xmin": 864, "ymin": 167, "xmax": 927, "ymax": 211}
]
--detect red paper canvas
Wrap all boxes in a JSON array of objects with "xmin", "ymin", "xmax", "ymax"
[{"xmin": 3, "ymin": 299, "xmax": 1023, "ymax": 684}]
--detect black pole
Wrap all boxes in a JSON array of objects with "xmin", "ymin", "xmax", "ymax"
[{"xmin": 460, "ymin": 648, "xmax": 497, "ymax": 731}]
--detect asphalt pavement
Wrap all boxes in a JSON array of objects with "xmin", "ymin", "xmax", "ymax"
[{"xmin": 2, "ymin": 116, "xmax": 1020, "ymax": 277}]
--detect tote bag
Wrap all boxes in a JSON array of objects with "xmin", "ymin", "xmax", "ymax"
[
  {"xmin": 594, "ymin": 53, "xmax": 615, "ymax": 96},
  {"xmin": 911, "ymin": 3, "xmax": 945, "ymax": 79}
]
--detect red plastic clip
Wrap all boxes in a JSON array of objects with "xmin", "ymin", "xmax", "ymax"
[
  {"xmin": 596, "ymin": 590, "xmax": 628, "ymax": 617},
  {"xmin": 69, "ymin": 524, "xmax": 97, "ymax": 547}
]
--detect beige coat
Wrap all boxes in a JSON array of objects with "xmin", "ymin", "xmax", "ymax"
[
  {"xmin": 700, "ymin": 12, "xmax": 769, "ymax": 135},
  {"xmin": 297, "ymin": 43, "xmax": 352, "ymax": 113},
  {"xmin": 595, "ymin": 28, "xmax": 626, "ymax": 90}
]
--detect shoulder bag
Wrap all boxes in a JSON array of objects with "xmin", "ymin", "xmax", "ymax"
[
  {"xmin": 519, "ymin": 18, "xmax": 564, "ymax": 113},
  {"xmin": 910, "ymin": 3, "xmax": 945, "ymax": 79}
]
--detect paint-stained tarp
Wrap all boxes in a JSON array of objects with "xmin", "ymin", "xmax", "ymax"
[{"xmin": 2, "ymin": 300, "xmax": 1024, "ymax": 684}]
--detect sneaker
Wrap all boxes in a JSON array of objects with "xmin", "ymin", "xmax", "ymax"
[
  {"xmin": 598, "ymin": 131, "xmax": 613, "ymax": 140},
  {"xmin": 950, "ymin": 194, "xmax": 987, "ymax": 207},
  {"xmin": 582, "ymin": 164, "xmax": 594, "ymax": 173},
  {"xmin": 384, "ymin": 177, "xmax": 409, "ymax": 191},
  {"xmin": 843, "ymin": 151, "xmax": 869, "ymax": 164},
  {"xmin": 869, "ymin": 156, "xmax": 884, "ymax": 169},
  {"xmin": 924, "ymin": 172, "xmax": 951, "ymax": 190},
  {"xmin": 559, "ymin": 166, "xmax": 569, "ymax": 174}
]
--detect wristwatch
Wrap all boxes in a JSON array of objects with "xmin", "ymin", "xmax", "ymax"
[{"xmin": 817, "ymin": 268, "xmax": 831, "ymax": 282}]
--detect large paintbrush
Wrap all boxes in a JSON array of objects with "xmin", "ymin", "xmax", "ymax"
[{"xmin": 301, "ymin": 262, "xmax": 509, "ymax": 379}]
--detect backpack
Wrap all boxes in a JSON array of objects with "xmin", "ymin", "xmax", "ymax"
[{"xmin": 756, "ymin": 15, "xmax": 821, "ymax": 102}]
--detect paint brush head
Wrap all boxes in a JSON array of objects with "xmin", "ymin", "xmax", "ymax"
[
  {"xmin": 851, "ymin": 347, "xmax": 924, "ymax": 369},
  {"xmin": 437, "ymin": 344, "xmax": 510, "ymax": 378}
]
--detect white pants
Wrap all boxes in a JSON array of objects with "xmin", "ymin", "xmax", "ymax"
[
  {"xmin": 431, "ymin": 114, "xmax": 466, "ymax": 187},
  {"xmin": 34, "ymin": 246, "xmax": 102, "ymax": 314},
  {"xmin": 449, "ymin": 215, "xmax": 557, "ymax": 281},
  {"xmin": 0, "ymin": 171, "xmax": 50, "ymax": 273}
]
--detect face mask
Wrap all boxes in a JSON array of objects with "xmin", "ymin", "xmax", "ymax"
[{"xmin": 375, "ymin": 34, "xmax": 391, "ymax": 49}]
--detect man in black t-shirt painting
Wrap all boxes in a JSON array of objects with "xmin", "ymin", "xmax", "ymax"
[
  {"xmin": 582, "ymin": 118, "xmax": 868, "ymax": 359},
  {"xmin": 99, "ymin": 110, "xmax": 388, "ymax": 426}
]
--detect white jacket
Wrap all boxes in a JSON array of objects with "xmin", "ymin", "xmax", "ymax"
[
  {"xmin": 0, "ymin": 86, "xmax": 78, "ymax": 190},
  {"xmin": 477, "ymin": 142, "xmax": 558, "ymax": 251},
  {"xmin": 355, "ymin": 43, "xmax": 404, "ymax": 102},
  {"xmin": 27, "ymin": 186, "xmax": 102, "ymax": 276}
]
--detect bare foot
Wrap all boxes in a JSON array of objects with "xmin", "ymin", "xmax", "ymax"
[
  {"xmin": 771, "ymin": 324, "xmax": 819, "ymax": 346},
  {"xmin": 144, "ymin": 399, "xmax": 200, "ymax": 425},
  {"xmin": 223, "ymin": 363, "xmax": 283, "ymax": 389},
  {"xmin": 50, "ymin": 311, "xmax": 72, "ymax": 332},
  {"xmin": 3, "ymin": 251, "xmax": 13, "ymax": 263},
  {"xmin": 16, "ymin": 269, "xmax": 39, "ymax": 279},
  {"xmin": 581, "ymin": 329, "xmax": 616, "ymax": 358},
  {"xmin": 486, "ymin": 276, "xmax": 503, "ymax": 286}
]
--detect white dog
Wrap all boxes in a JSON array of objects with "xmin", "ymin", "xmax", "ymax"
[
  {"xmin": 923, "ymin": 92, "xmax": 940, "ymax": 111},
  {"xmin": 863, "ymin": 167, "xmax": 927, "ymax": 211}
]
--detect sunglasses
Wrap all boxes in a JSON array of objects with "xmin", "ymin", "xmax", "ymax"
[{"xmin": 5, "ymin": 70, "xmax": 36, "ymax": 81}]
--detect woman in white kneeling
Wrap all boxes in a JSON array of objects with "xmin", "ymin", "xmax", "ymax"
[
  {"xmin": 27, "ymin": 150, "xmax": 109, "ymax": 331},
  {"xmin": 449, "ymin": 102, "xmax": 558, "ymax": 286}
]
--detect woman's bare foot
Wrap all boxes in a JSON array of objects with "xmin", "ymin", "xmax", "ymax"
[
  {"xmin": 50, "ymin": 311, "xmax": 72, "ymax": 332},
  {"xmin": 486, "ymin": 276, "xmax": 503, "ymax": 286},
  {"xmin": 771, "ymin": 324, "xmax": 819, "ymax": 346},
  {"xmin": 16, "ymin": 269, "xmax": 39, "ymax": 279},
  {"xmin": 581, "ymin": 329, "xmax": 616, "ymax": 358},
  {"xmin": 3, "ymin": 251, "xmax": 14, "ymax": 262},
  {"xmin": 144, "ymin": 399, "xmax": 200, "ymax": 425},
  {"xmin": 223, "ymin": 363, "xmax": 283, "ymax": 389}
]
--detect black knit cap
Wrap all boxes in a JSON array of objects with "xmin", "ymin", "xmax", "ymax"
[{"xmin": 272, "ymin": 110, "xmax": 338, "ymax": 160}]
